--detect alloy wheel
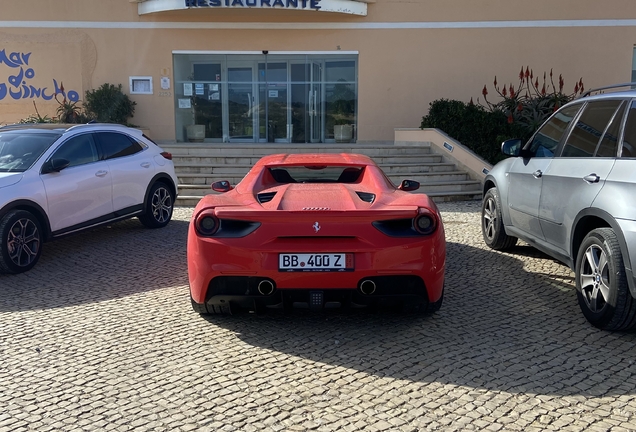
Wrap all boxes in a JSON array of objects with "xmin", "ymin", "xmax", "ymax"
[
  {"xmin": 151, "ymin": 186, "xmax": 173, "ymax": 223},
  {"xmin": 579, "ymin": 244, "xmax": 610, "ymax": 313},
  {"xmin": 7, "ymin": 217, "xmax": 40, "ymax": 268},
  {"xmin": 482, "ymin": 196, "xmax": 497, "ymax": 242}
]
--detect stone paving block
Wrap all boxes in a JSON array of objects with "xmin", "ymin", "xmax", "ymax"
[{"xmin": 3, "ymin": 202, "xmax": 636, "ymax": 431}]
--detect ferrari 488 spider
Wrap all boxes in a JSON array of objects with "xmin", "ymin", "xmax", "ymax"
[{"xmin": 188, "ymin": 153, "xmax": 445, "ymax": 314}]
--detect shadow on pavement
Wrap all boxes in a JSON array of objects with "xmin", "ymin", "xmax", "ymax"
[
  {"xmin": 0, "ymin": 218, "xmax": 190, "ymax": 312},
  {"xmin": 204, "ymin": 240, "xmax": 636, "ymax": 398}
]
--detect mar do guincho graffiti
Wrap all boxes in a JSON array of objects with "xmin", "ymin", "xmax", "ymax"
[{"xmin": 0, "ymin": 49, "xmax": 79, "ymax": 102}]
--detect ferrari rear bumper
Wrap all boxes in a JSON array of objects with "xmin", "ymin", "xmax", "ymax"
[
  {"xmin": 195, "ymin": 275, "xmax": 435, "ymax": 314},
  {"xmin": 187, "ymin": 210, "xmax": 446, "ymax": 313}
]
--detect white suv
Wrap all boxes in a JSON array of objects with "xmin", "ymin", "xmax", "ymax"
[{"xmin": 0, "ymin": 123, "xmax": 178, "ymax": 274}]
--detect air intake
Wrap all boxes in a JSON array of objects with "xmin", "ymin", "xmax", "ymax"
[
  {"xmin": 257, "ymin": 192, "xmax": 277, "ymax": 204},
  {"xmin": 356, "ymin": 191, "xmax": 376, "ymax": 203}
]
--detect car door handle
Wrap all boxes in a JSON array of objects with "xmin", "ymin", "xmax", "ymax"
[
  {"xmin": 95, "ymin": 170, "xmax": 108, "ymax": 177},
  {"xmin": 533, "ymin": 170, "xmax": 543, "ymax": 178},
  {"xmin": 140, "ymin": 162, "xmax": 151, "ymax": 168},
  {"xmin": 584, "ymin": 173, "xmax": 600, "ymax": 183}
]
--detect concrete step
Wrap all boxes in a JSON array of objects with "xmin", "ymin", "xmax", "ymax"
[
  {"xmin": 171, "ymin": 154, "xmax": 443, "ymax": 166},
  {"xmin": 169, "ymin": 143, "xmax": 484, "ymax": 206},
  {"xmin": 175, "ymin": 170, "xmax": 469, "ymax": 187},
  {"xmin": 173, "ymin": 158, "xmax": 449, "ymax": 174},
  {"xmin": 163, "ymin": 144, "xmax": 432, "ymax": 158},
  {"xmin": 382, "ymin": 163, "xmax": 457, "ymax": 174},
  {"xmin": 387, "ymin": 172, "xmax": 470, "ymax": 184},
  {"xmin": 175, "ymin": 188, "xmax": 483, "ymax": 207},
  {"xmin": 178, "ymin": 176, "xmax": 477, "ymax": 196},
  {"xmin": 174, "ymin": 162, "xmax": 458, "ymax": 175}
]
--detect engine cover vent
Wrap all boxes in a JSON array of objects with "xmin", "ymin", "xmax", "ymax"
[
  {"xmin": 257, "ymin": 192, "xmax": 277, "ymax": 204},
  {"xmin": 302, "ymin": 207, "xmax": 330, "ymax": 211},
  {"xmin": 356, "ymin": 191, "xmax": 376, "ymax": 203}
]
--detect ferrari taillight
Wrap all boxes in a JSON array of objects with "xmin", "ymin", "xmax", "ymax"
[
  {"xmin": 413, "ymin": 209, "xmax": 437, "ymax": 235},
  {"xmin": 194, "ymin": 209, "xmax": 261, "ymax": 238},
  {"xmin": 195, "ymin": 212, "xmax": 219, "ymax": 236}
]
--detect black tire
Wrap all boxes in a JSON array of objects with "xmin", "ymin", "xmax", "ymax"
[
  {"xmin": 481, "ymin": 187, "xmax": 517, "ymax": 250},
  {"xmin": 575, "ymin": 228, "xmax": 636, "ymax": 331},
  {"xmin": 0, "ymin": 210, "xmax": 43, "ymax": 274},
  {"xmin": 190, "ymin": 296, "xmax": 210, "ymax": 315},
  {"xmin": 403, "ymin": 287, "xmax": 443, "ymax": 315},
  {"xmin": 138, "ymin": 181, "xmax": 174, "ymax": 229},
  {"xmin": 190, "ymin": 295, "xmax": 233, "ymax": 315},
  {"xmin": 427, "ymin": 287, "xmax": 444, "ymax": 313}
]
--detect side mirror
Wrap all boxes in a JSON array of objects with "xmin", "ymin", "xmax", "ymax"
[
  {"xmin": 398, "ymin": 179, "xmax": 420, "ymax": 192},
  {"xmin": 211, "ymin": 180, "xmax": 233, "ymax": 193},
  {"xmin": 501, "ymin": 139, "xmax": 522, "ymax": 157},
  {"xmin": 41, "ymin": 158, "xmax": 70, "ymax": 174}
]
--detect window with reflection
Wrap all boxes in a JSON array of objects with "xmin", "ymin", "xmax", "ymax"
[{"xmin": 173, "ymin": 53, "xmax": 358, "ymax": 144}]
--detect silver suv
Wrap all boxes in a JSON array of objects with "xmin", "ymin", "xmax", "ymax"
[{"xmin": 482, "ymin": 83, "xmax": 636, "ymax": 331}]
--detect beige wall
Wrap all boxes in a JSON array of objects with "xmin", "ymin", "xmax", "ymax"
[{"xmin": 1, "ymin": 0, "xmax": 636, "ymax": 142}]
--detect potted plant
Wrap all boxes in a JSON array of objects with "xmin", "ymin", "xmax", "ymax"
[{"xmin": 330, "ymin": 80, "xmax": 356, "ymax": 143}]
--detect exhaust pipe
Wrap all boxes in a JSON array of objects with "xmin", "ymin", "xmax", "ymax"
[
  {"xmin": 360, "ymin": 279, "xmax": 376, "ymax": 295},
  {"xmin": 257, "ymin": 279, "xmax": 275, "ymax": 296}
]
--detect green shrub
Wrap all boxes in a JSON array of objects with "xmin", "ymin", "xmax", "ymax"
[
  {"xmin": 420, "ymin": 99, "xmax": 523, "ymax": 164},
  {"xmin": 481, "ymin": 66, "xmax": 584, "ymax": 135},
  {"xmin": 84, "ymin": 83, "xmax": 136, "ymax": 125},
  {"xmin": 421, "ymin": 67, "xmax": 585, "ymax": 164}
]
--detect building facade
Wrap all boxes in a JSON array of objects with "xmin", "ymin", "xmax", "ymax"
[{"xmin": 1, "ymin": 0, "xmax": 636, "ymax": 144}]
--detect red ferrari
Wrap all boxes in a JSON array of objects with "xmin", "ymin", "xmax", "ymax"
[{"xmin": 188, "ymin": 153, "xmax": 446, "ymax": 315}]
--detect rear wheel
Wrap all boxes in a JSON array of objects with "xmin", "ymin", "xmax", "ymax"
[
  {"xmin": 190, "ymin": 296, "xmax": 209, "ymax": 315},
  {"xmin": 0, "ymin": 210, "xmax": 43, "ymax": 274},
  {"xmin": 575, "ymin": 228, "xmax": 636, "ymax": 331},
  {"xmin": 190, "ymin": 295, "xmax": 233, "ymax": 315},
  {"xmin": 427, "ymin": 288, "xmax": 444, "ymax": 313},
  {"xmin": 482, "ymin": 187, "xmax": 517, "ymax": 250},
  {"xmin": 139, "ymin": 182, "xmax": 174, "ymax": 228},
  {"xmin": 402, "ymin": 287, "xmax": 443, "ymax": 315}
]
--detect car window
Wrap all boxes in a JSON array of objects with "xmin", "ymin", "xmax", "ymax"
[
  {"xmin": 269, "ymin": 166, "xmax": 364, "ymax": 183},
  {"xmin": 95, "ymin": 132, "xmax": 143, "ymax": 160},
  {"xmin": 50, "ymin": 134, "xmax": 99, "ymax": 168},
  {"xmin": 620, "ymin": 100, "xmax": 636, "ymax": 158},
  {"xmin": 561, "ymin": 100, "xmax": 623, "ymax": 158},
  {"xmin": 0, "ymin": 132, "xmax": 59, "ymax": 172},
  {"xmin": 528, "ymin": 104, "xmax": 581, "ymax": 158},
  {"xmin": 595, "ymin": 101, "xmax": 625, "ymax": 157}
]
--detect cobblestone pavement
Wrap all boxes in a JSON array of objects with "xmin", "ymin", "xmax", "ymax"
[{"xmin": 2, "ymin": 201, "xmax": 636, "ymax": 432}]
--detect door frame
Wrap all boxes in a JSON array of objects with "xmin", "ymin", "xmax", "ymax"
[{"xmin": 226, "ymin": 61, "xmax": 259, "ymax": 143}]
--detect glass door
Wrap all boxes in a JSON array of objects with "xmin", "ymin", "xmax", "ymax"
[
  {"xmin": 227, "ymin": 66, "xmax": 257, "ymax": 142},
  {"xmin": 259, "ymin": 62, "xmax": 289, "ymax": 143},
  {"xmin": 310, "ymin": 62, "xmax": 323, "ymax": 143}
]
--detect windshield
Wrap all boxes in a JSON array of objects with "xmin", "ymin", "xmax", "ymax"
[
  {"xmin": 269, "ymin": 165, "xmax": 364, "ymax": 183},
  {"xmin": 0, "ymin": 132, "xmax": 60, "ymax": 172}
]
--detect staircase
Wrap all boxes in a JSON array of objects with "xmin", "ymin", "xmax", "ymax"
[{"xmin": 161, "ymin": 143, "xmax": 483, "ymax": 207}]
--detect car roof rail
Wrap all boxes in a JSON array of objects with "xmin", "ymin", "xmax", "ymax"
[
  {"xmin": 581, "ymin": 82, "xmax": 636, "ymax": 97},
  {"xmin": 0, "ymin": 123, "xmax": 69, "ymax": 131},
  {"xmin": 65, "ymin": 122, "xmax": 128, "ymax": 132},
  {"xmin": 0, "ymin": 124, "xmax": 23, "ymax": 130}
]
